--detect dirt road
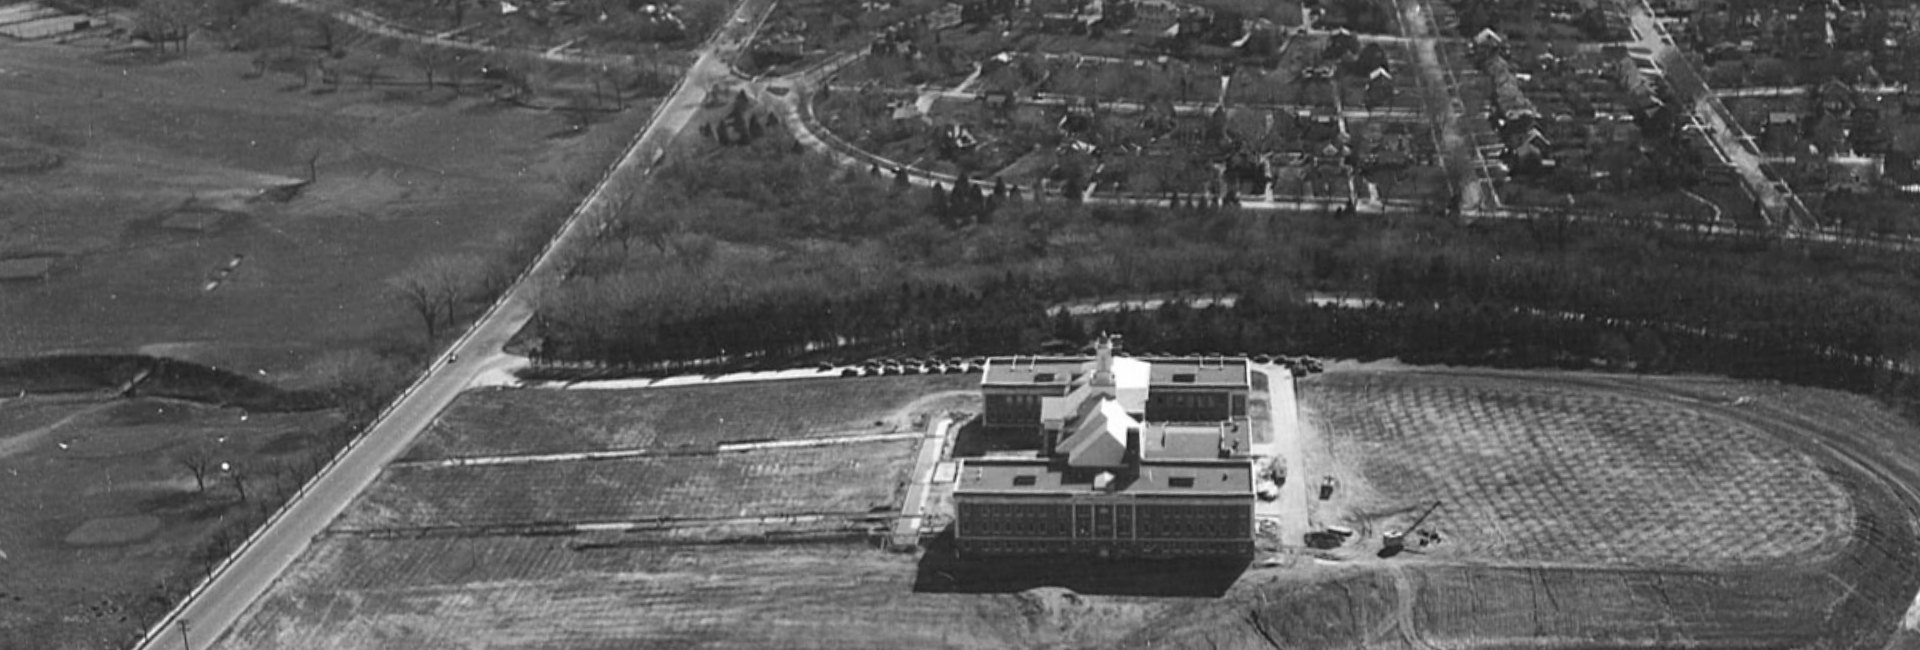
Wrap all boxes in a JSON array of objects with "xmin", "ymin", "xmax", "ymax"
[{"xmin": 128, "ymin": 1, "xmax": 778, "ymax": 648}]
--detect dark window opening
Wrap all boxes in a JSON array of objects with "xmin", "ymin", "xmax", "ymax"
[
  {"xmin": 1013, "ymin": 475, "xmax": 1038, "ymax": 486},
  {"xmin": 1169, "ymin": 476, "xmax": 1195, "ymax": 488},
  {"xmin": 1171, "ymin": 373, "xmax": 1196, "ymax": 383},
  {"xmin": 1034, "ymin": 373, "xmax": 1056, "ymax": 383}
]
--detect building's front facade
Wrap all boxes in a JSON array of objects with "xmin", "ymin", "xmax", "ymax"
[
  {"xmin": 954, "ymin": 459, "xmax": 1256, "ymax": 558},
  {"xmin": 957, "ymin": 335, "xmax": 1257, "ymax": 559}
]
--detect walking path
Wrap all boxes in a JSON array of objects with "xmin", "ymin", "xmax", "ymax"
[
  {"xmin": 276, "ymin": 0, "xmax": 655, "ymax": 67},
  {"xmin": 391, "ymin": 430, "xmax": 921, "ymax": 469},
  {"xmin": 838, "ymin": 85, "xmax": 1428, "ymax": 121},
  {"xmin": 894, "ymin": 416, "xmax": 953, "ymax": 547}
]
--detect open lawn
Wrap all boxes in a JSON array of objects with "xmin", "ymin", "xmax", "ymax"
[
  {"xmin": 335, "ymin": 441, "xmax": 921, "ymax": 530},
  {"xmin": 403, "ymin": 374, "xmax": 976, "ymax": 459},
  {"xmin": 0, "ymin": 39, "xmax": 655, "ymax": 377},
  {"xmin": 0, "ymin": 395, "xmax": 342, "ymax": 650},
  {"xmin": 0, "ymin": 33, "xmax": 663, "ymax": 650}
]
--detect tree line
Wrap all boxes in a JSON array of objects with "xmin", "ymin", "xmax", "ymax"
[{"xmin": 530, "ymin": 128, "xmax": 1920, "ymax": 416}]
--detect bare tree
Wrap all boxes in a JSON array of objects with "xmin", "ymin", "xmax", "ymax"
[
  {"xmin": 387, "ymin": 254, "xmax": 488, "ymax": 341},
  {"xmin": 305, "ymin": 348, "xmax": 406, "ymax": 421},
  {"xmin": 226, "ymin": 464, "xmax": 249, "ymax": 502},
  {"xmin": 636, "ymin": 213, "xmax": 686, "ymax": 253},
  {"xmin": 407, "ymin": 43, "xmax": 449, "ymax": 89},
  {"xmin": 309, "ymin": 13, "xmax": 347, "ymax": 56},
  {"xmin": 138, "ymin": 0, "xmax": 201, "ymax": 52},
  {"xmin": 352, "ymin": 59, "xmax": 384, "ymax": 88},
  {"xmin": 176, "ymin": 440, "xmax": 215, "ymax": 492}
]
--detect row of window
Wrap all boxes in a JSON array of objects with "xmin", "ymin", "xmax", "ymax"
[
  {"xmin": 960, "ymin": 504, "xmax": 1249, "ymax": 540},
  {"xmin": 956, "ymin": 539, "xmax": 1254, "ymax": 557}
]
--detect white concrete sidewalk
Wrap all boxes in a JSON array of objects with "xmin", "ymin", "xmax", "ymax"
[
  {"xmin": 894, "ymin": 417, "xmax": 953, "ymax": 547},
  {"xmin": 1254, "ymin": 366, "xmax": 1309, "ymax": 548}
]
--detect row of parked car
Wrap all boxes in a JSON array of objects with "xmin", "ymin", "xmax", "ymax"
[
  {"xmin": 821, "ymin": 354, "xmax": 1326, "ymax": 378},
  {"xmin": 831, "ymin": 357, "xmax": 990, "ymax": 377}
]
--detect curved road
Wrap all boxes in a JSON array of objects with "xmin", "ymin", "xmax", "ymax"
[{"xmin": 131, "ymin": 2, "xmax": 775, "ymax": 648}]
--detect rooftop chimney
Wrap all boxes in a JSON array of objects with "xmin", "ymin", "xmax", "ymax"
[{"xmin": 1092, "ymin": 332, "xmax": 1119, "ymax": 388}]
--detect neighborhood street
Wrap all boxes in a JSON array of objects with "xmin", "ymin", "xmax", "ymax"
[
  {"xmin": 130, "ymin": 0, "xmax": 776, "ymax": 647},
  {"xmin": 1622, "ymin": 0, "xmax": 1813, "ymax": 229}
]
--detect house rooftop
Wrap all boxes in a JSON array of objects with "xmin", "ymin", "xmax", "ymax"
[{"xmin": 955, "ymin": 458, "xmax": 1253, "ymax": 496}]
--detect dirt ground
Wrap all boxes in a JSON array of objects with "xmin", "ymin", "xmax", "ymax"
[
  {"xmin": 205, "ymin": 369, "xmax": 1920, "ymax": 649},
  {"xmin": 1300, "ymin": 369, "xmax": 1855, "ymax": 565}
]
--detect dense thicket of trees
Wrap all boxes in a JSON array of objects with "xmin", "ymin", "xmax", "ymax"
[{"xmin": 531, "ymin": 135, "xmax": 1920, "ymax": 409}]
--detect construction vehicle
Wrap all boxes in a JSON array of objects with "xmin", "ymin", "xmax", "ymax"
[{"xmin": 1381, "ymin": 500, "xmax": 1441, "ymax": 552}]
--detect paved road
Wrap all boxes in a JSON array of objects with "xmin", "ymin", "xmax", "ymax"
[
  {"xmin": 1622, "ymin": 0, "xmax": 1812, "ymax": 229},
  {"xmin": 1259, "ymin": 367, "xmax": 1311, "ymax": 546},
  {"xmin": 1394, "ymin": 0, "xmax": 1493, "ymax": 210},
  {"xmin": 133, "ymin": 2, "xmax": 775, "ymax": 648}
]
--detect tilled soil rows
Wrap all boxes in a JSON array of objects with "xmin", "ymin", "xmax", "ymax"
[{"xmin": 1305, "ymin": 371, "xmax": 1854, "ymax": 564}]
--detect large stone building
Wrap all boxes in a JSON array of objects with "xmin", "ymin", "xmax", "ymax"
[{"xmin": 954, "ymin": 336, "xmax": 1257, "ymax": 559}]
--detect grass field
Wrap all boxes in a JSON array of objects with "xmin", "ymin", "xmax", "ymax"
[
  {"xmin": 336, "ymin": 441, "xmax": 920, "ymax": 530},
  {"xmin": 403, "ymin": 375, "xmax": 977, "ymax": 459},
  {"xmin": 1301, "ymin": 370, "xmax": 1855, "ymax": 565},
  {"xmin": 0, "ymin": 395, "xmax": 341, "ymax": 650},
  {"xmin": 0, "ymin": 32, "xmax": 664, "ymax": 649},
  {"xmin": 0, "ymin": 39, "xmax": 654, "ymax": 376}
]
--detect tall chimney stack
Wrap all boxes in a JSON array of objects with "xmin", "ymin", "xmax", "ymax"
[{"xmin": 1092, "ymin": 332, "xmax": 1117, "ymax": 388}]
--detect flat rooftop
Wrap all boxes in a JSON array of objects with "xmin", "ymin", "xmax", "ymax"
[
  {"xmin": 983, "ymin": 356, "xmax": 1250, "ymax": 388},
  {"xmin": 982, "ymin": 357, "xmax": 1088, "ymax": 386},
  {"xmin": 1143, "ymin": 358, "xmax": 1249, "ymax": 388},
  {"xmin": 1143, "ymin": 420, "xmax": 1252, "ymax": 460},
  {"xmin": 956, "ymin": 458, "xmax": 1253, "ymax": 496}
]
